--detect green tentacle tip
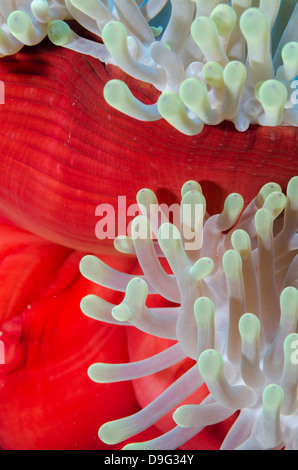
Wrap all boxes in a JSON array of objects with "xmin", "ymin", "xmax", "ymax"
[
  {"xmin": 103, "ymin": 79, "xmax": 130, "ymax": 109},
  {"xmin": 181, "ymin": 188, "xmax": 206, "ymax": 219},
  {"xmin": 194, "ymin": 297, "xmax": 215, "ymax": 323},
  {"xmin": 31, "ymin": 0, "xmax": 49, "ymax": 17},
  {"xmin": 111, "ymin": 277, "xmax": 148, "ymax": 322},
  {"xmin": 255, "ymin": 208, "xmax": 273, "ymax": 239},
  {"xmin": 262, "ymin": 384, "xmax": 284, "ymax": 416},
  {"xmin": 157, "ymin": 92, "xmax": 185, "ymax": 120},
  {"xmin": 239, "ymin": 7, "xmax": 270, "ymax": 41},
  {"xmin": 104, "ymin": 80, "xmax": 160, "ymax": 122},
  {"xmin": 191, "ymin": 258, "xmax": 214, "ymax": 281},
  {"xmin": 202, "ymin": 61, "xmax": 224, "ymax": 88},
  {"xmin": 191, "ymin": 16, "xmax": 218, "ymax": 47},
  {"xmin": 47, "ymin": 20, "xmax": 73, "ymax": 46},
  {"xmin": 111, "ymin": 303, "xmax": 132, "ymax": 322},
  {"xmin": 231, "ymin": 229, "xmax": 251, "ymax": 257},
  {"xmin": 191, "ymin": 16, "xmax": 217, "ymax": 42},
  {"xmin": 262, "ymin": 190, "xmax": 286, "ymax": 217},
  {"xmin": 102, "ymin": 21, "xmax": 127, "ymax": 50},
  {"xmin": 256, "ymin": 79, "xmax": 287, "ymax": 112},
  {"xmin": 7, "ymin": 10, "xmax": 34, "ymax": 36},
  {"xmin": 87, "ymin": 362, "xmax": 112, "ymax": 384},
  {"xmin": 224, "ymin": 61, "xmax": 247, "ymax": 88},
  {"xmin": 222, "ymin": 250, "xmax": 242, "ymax": 278},
  {"xmin": 158, "ymin": 223, "xmax": 181, "ymax": 248},
  {"xmin": 223, "ymin": 193, "xmax": 244, "ymax": 220},
  {"xmin": 210, "ymin": 4, "xmax": 237, "ymax": 36},
  {"xmin": 282, "ymin": 42, "xmax": 298, "ymax": 70},
  {"xmin": 287, "ymin": 176, "xmax": 298, "ymax": 209},
  {"xmin": 181, "ymin": 180, "xmax": 202, "ymax": 197},
  {"xmin": 157, "ymin": 91, "xmax": 204, "ymax": 135},
  {"xmin": 180, "ymin": 77, "xmax": 207, "ymax": 100},
  {"xmin": 124, "ymin": 277, "xmax": 148, "ymax": 307},
  {"xmin": 257, "ymin": 182, "xmax": 282, "ymax": 206},
  {"xmin": 98, "ymin": 421, "xmax": 121, "ymax": 445},
  {"xmin": 198, "ymin": 349, "xmax": 224, "ymax": 383},
  {"xmin": 239, "ymin": 313, "xmax": 260, "ymax": 344},
  {"xmin": 280, "ymin": 287, "xmax": 298, "ymax": 319},
  {"xmin": 180, "ymin": 78, "xmax": 209, "ymax": 114}
]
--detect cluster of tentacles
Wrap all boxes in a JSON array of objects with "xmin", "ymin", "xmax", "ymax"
[
  {"xmin": 79, "ymin": 176, "xmax": 298, "ymax": 450},
  {"xmin": 0, "ymin": 0, "xmax": 297, "ymax": 134}
]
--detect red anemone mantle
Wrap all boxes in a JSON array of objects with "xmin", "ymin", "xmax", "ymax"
[{"xmin": 0, "ymin": 39, "xmax": 296, "ymax": 450}]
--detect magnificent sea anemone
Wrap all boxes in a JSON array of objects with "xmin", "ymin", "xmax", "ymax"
[
  {"xmin": 0, "ymin": 0, "xmax": 297, "ymax": 451},
  {"xmin": 80, "ymin": 175, "xmax": 298, "ymax": 450},
  {"xmin": 0, "ymin": 0, "xmax": 297, "ymax": 134}
]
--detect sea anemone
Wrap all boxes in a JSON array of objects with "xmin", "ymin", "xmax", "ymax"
[
  {"xmin": 0, "ymin": 1, "xmax": 297, "ymax": 134},
  {"xmin": 0, "ymin": 0, "xmax": 297, "ymax": 452},
  {"xmin": 80, "ymin": 175, "xmax": 298, "ymax": 450}
]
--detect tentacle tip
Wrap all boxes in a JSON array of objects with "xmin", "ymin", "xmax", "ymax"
[
  {"xmin": 47, "ymin": 19, "xmax": 73, "ymax": 46},
  {"xmin": 79, "ymin": 254, "xmax": 97, "ymax": 278},
  {"xmin": 198, "ymin": 349, "xmax": 223, "ymax": 382},
  {"xmin": 172, "ymin": 407, "xmax": 188, "ymax": 428},
  {"xmin": 98, "ymin": 422, "xmax": 119, "ymax": 446}
]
